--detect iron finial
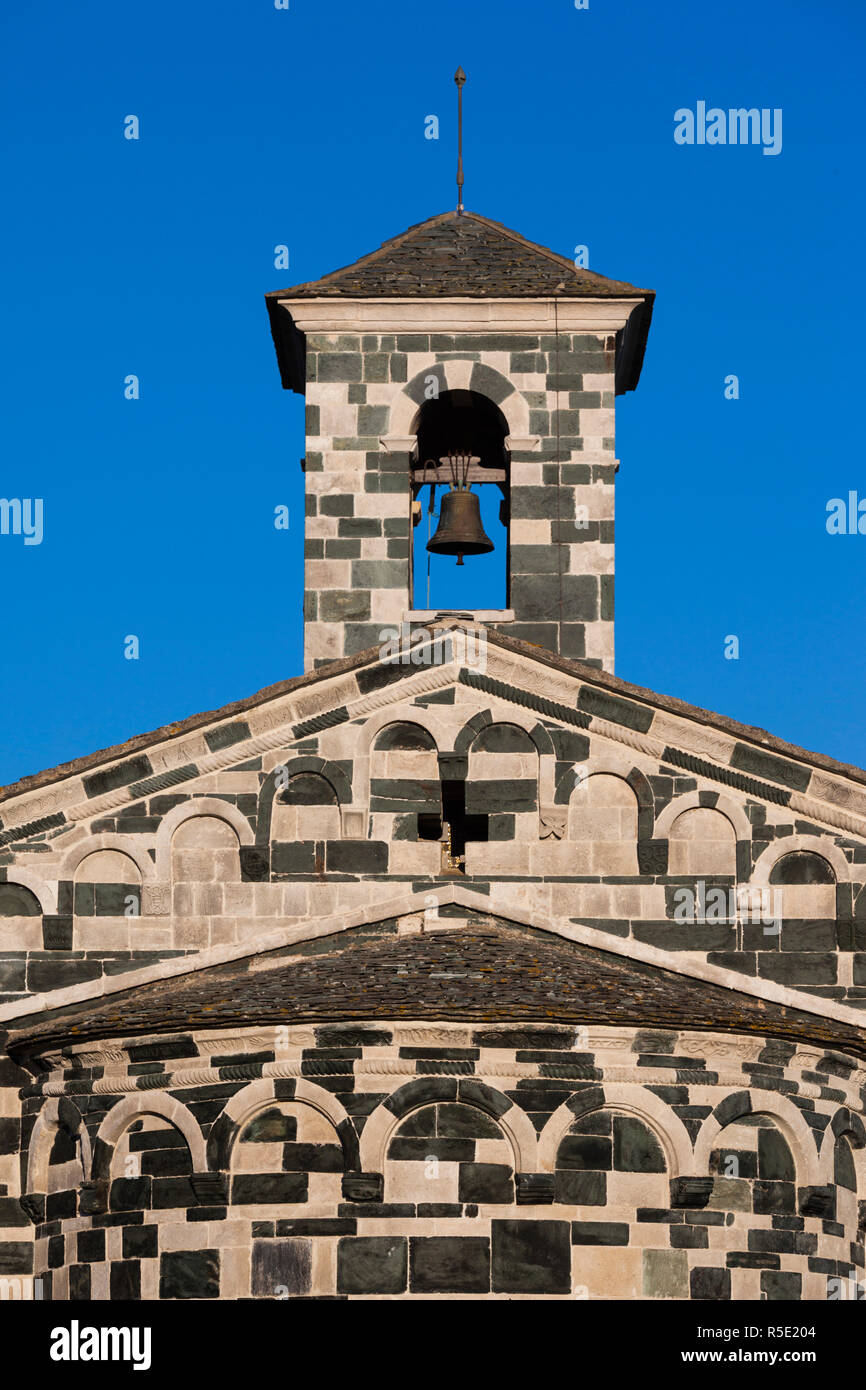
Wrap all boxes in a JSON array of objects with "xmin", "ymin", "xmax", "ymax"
[{"xmin": 454, "ymin": 67, "xmax": 467, "ymax": 213}]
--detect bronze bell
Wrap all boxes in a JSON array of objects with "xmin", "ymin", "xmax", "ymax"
[{"xmin": 427, "ymin": 487, "xmax": 494, "ymax": 566}]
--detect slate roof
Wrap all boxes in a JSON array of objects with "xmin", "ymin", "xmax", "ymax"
[
  {"xmin": 266, "ymin": 211, "xmax": 653, "ymax": 302},
  {"xmin": 8, "ymin": 913, "xmax": 866, "ymax": 1061}
]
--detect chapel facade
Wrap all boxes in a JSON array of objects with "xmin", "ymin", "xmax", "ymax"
[{"xmin": 0, "ymin": 210, "xmax": 864, "ymax": 1301}]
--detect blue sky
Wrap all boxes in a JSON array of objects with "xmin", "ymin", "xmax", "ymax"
[{"xmin": 1, "ymin": 0, "xmax": 864, "ymax": 787}]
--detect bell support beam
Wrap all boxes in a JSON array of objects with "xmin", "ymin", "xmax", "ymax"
[{"xmin": 411, "ymin": 466, "xmax": 506, "ymax": 486}]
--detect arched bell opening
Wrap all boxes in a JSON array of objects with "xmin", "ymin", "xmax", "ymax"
[{"xmin": 410, "ymin": 389, "xmax": 510, "ymax": 611}]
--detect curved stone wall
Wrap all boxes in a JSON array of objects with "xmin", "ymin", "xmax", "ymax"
[{"xmin": 18, "ymin": 1022, "xmax": 866, "ymax": 1300}]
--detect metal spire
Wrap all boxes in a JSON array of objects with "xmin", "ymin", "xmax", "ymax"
[{"xmin": 455, "ymin": 67, "xmax": 466, "ymax": 213}]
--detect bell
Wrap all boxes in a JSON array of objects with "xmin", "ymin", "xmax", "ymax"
[{"xmin": 426, "ymin": 488, "xmax": 494, "ymax": 566}]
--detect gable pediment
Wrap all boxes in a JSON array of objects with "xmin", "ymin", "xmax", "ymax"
[
  {"xmin": 2, "ymin": 623, "xmax": 866, "ymax": 1037},
  {"xmin": 3, "ymin": 624, "xmax": 866, "ymax": 850}
]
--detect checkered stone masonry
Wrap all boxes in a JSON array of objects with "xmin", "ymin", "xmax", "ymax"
[
  {"xmin": 16, "ymin": 1023, "xmax": 866, "ymax": 1301},
  {"xmin": 303, "ymin": 332, "xmax": 616, "ymax": 672}
]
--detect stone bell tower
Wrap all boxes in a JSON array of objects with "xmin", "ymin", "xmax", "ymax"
[{"xmin": 266, "ymin": 210, "xmax": 653, "ymax": 673}]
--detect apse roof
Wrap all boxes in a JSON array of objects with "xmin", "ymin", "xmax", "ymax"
[{"xmin": 7, "ymin": 909, "xmax": 866, "ymax": 1062}]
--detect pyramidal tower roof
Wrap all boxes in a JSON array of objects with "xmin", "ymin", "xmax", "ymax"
[
  {"xmin": 267, "ymin": 209, "xmax": 654, "ymax": 300},
  {"xmin": 265, "ymin": 209, "xmax": 655, "ymax": 392}
]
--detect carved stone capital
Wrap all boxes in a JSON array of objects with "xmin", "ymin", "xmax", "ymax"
[
  {"xmin": 141, "ymin": 884, "xmax": 171, "ymax": 917},
  {"xmin": 190, "ymin": 1173, "xmax": 228, "ymax": 1206},
  {"xmin": 798, "ymin": 1185, "xmax": 835, "ymax": 1220},
  {"xmin": 342, "ymin": 1171, "xmax": 384, "ymax": 1203},
  {"xmin": 77, "ymin": 1181, "xmax": 109, "ymax": 1217},
  {"xmin": 516, "ymin": 1172, "xmax": 555, "ymax": 1205},
  {"xmin": 670, "ymin": 1177, "xmax": 713, "ymax": 1209},
  {"xmin": 19, "ymin": 1193, "xmax": 45, "ymax": 1225}
]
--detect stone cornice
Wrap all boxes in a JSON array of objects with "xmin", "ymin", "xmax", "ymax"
[{"xmin": 276, "ymin": 296, "xmax": 641, "ymax": 335}]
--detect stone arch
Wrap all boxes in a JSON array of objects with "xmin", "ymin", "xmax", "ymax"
[
  {"xmin": 460, "ymin": 716, "xmax": 554, "ymax": 759},
  {"xmin": 360, "ymin": 1078, "xmax": 537, "ymax": 1174},
  {"xmin": 71, "ymin": 849, "xmax": 144, "ymax": 918},
  {"xmin": 0, "ymin": 880, "xmax": 46, "ymax": 918},
  {"xmin": 818, "ymin": 1107, "xmax": 866, "ymax": 1186},
  {"xmin": 388, "ymin": 360, "xmax": 532, "ymax": 442},
  {"xmin": 654, "ymin": 792, "xmax": 751, "ymax": 843},
  {"xmin": 455, "ymin": 710, "xmax": 493, "ymax": 754},
  {"xmin": 666, "ymin": 807, "xmax": 738, "ymax": 878},
  {"xmin": 751, "ymin": 836, "xmax": 848, "ymax": 887},
  {"xmin": 26, "ymin": 1097, "xmax": 91, "ymax": 1194},
  {"xmin": 469, "ymin": 722, "xmax": 553, "ymax": 756},
  {"xmin": 560, "ymin": 763, "xmax": 642, "ymax": 874},
  {"xmin": 1, "ymin": 869, "xmax": 56, "ymax": 915},
  {"xmin": 256, "ymin": 759, "xmax": 352, "ymax": 845},
  {"xmin": 74, "ymin": 849, "xmax": 142, "ymax": 884},
  {"xmin": 554, "ymin": 751, "xmax": 649, "ymax": 820},
  {"xmin": 384, "ymin": 1097, "xmax": 517, "ymax": 1206},
  {"xmin": 154, "ymin": 797, "xmax": 253, "ymax": 878},
  {"xmin": 693, "ymin": 1089, "xmax": 820, "ymax": 1185},
  {"xmin": 470, "ymin": 721, "xmax": 535, "ymax": 754},
  {"xmin": 455, "ymin": 712, "xmax": 553, "ymax": 800},
  {"xmin": 61, "ymin": 834, "xmax": 155, "ymax": 885},
  {"xmin": 91, "ymin": 1092, "xmax": 206, "ymax": 1181},
  {"xmin": 349, "ymin": 709, "xmax": 450, "ymax": 825},
  {"xmin": 273, "ymin": 770, "xmax": 342, "ymax": 844},
  {"xmin": 373, "ymin": 721, "xmax": 438, "ymax": 752},
  {"xmin": 537, "ymin": 1083, "xmax": 694, "ymax": 1177},
  {"xmin": 359, "ymin": 708, "xmax": 450, "ymax": 761},
  {"xmin": 206, "ymin": 1078, "xmax": 359, "ymax": 1174}
]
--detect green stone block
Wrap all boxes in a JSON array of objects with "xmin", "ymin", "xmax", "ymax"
[
  {"xmin": 471, "ymin": 334, "xmax": 538, "ymax": 351},
  {"xmin": 319, "ymin": 591, "xmax": 371, "ymax": 623},
  {"xmin": 363, "ymin": 353, "xmax": 389, "ymax": 382},
  {"xmin": 642, "ymin": 1249, "xmax": 688, "ymax": 1299},
  {"xmin": 511, "ymin": 352, "xmax": 546, "ymax": 374},
  {"xmin": 351, "ymin": 560, "xmax": 406, "ymax": 589},
  {"xmin": 553, "ymin": 410, "xmax": 581, "ymax": 435},
  {"xmin": 318, "ymin": 353, "xmax": 362, "ymax": 383},
  {"xmin": 358, "ymin": 405, "xmax": 389, "ymax": 436},
  {"xmin": 707, "ymin": 1177, "xmax": 752, "ymax": 1212},
  {"xmin": 334, "ymin": 436, "xmax": 378, "ymax": 450},
  {"xmin": 601, "ymin": 574, "xmax": 614, "ymax": 621}
]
